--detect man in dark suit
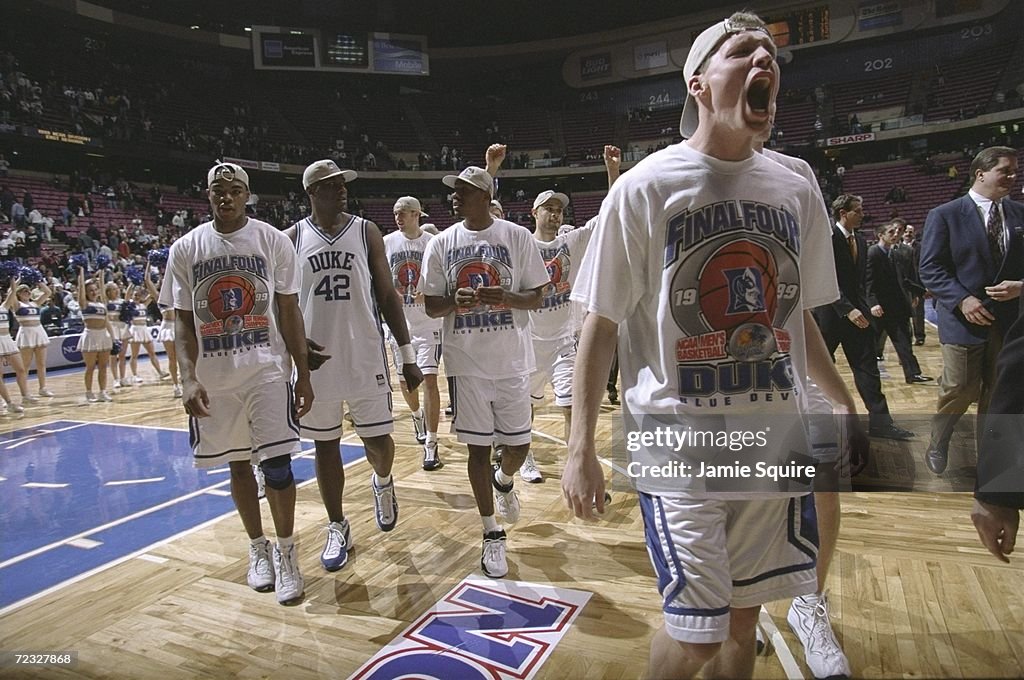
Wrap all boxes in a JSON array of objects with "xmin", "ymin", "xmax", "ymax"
[
  {"xmin": 920, "ymin": 145, "xmax": 1024, "ymax": 475},
  {"xmin": 866, "ymin": 220, "xmax": 932, "ymax": 384},
  {"xmin": 972, "ymin": 293, "xmax": 1024, "ymax": 562},
  {"xmin": 813, "ymin": 194, "xmax": 913, "ymax": 439},
  {"xmin": 897, "ymin": 223, "xmax": 928, "ymax": 345}
]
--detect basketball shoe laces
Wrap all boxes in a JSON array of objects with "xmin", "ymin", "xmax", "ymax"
[
  {"xmin": 249, "ymin": 541, "xmax": 272, "ymax": 580},
  {"xmin": 277, "ymin": 544, "xmax": 299, "ymax": 589},
  {"xmin": 321, "ymin": 523, "xmax": 348, "ymax": 559},
  {"xmin": 374, "ymin": 480, "xmax": 396, "ymax": 525},
  {"xmin": 808, "ymin": 596, "xmax": 842, "ymax": 657},
  {"xmin": 482, "ymin": 532, "xmax": 505, "ymax": 567}
]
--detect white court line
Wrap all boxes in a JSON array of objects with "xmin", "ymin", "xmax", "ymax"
[
  {"xmin": 22, "ymin": 482, "xmax": 69, "ymax": 489},
  {"xmin": 137, "ymin": 554, "xmax": 168, "ymax": 564},
  {"xmin": 530, "ymin": 428, "xmax": 631, "ymax": 477},
  {"xmin": 204, "ymin": 489, "xmax": 232, "ymax": 497},
  {"xmin": 0, "ymin": 438, "xmax": 368, "ymax": 577},
  {"xmin": 0, "ymin": 476, "xmax": 7, "ymax": 482},
  {"xmin": 759, "ymin": 607, "xmax": 805, "ymax": 680},
  {"xmin": 67, "ymin": 538, "xmax": 102, "ymax": 549},
  {"xmin": 2, "ymin": 421, "xmax": 91, "ymax": 448},
  {"xmin": 104, "ymin": 477, "xmax": 166, "ymax": 486},
  {"xmin": 62, "ymin": 418, "xmax": 187, "ymax": 433},
  {"xmin": 532, "ymin": 429, "xmax": 566, "ymax": 446}
]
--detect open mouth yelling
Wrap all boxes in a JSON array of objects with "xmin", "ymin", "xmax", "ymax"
[{"xmin": 747, "ymin": 76, "xmax": 773, "ymax": 116}]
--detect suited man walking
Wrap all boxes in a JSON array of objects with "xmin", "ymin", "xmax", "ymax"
[
  {"xmin": 897, "ymin": 223, "xmax": 928, "ymax": 345},
  {"xmin": 972, "ymin": 293, "xmax": 1024, "ymax": 562},
  {"xmin": 813, "ymin": 194, "xmax": 914, "ymax": 439},
  {"xmin": 920, "ymin": 146, "xmax": 1024, "ymax": 475},
  {"xmin": 866, "ymin": 220, "xmax": 932, "ymax": 384}
]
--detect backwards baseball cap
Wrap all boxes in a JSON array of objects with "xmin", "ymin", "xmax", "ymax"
[
  {"xmin": 532, "ymin": 190, "xmax": 570, "ymax": 211},
  {"xmin": 303, "ymin": 159, "xmax": 357, "ymax": 191},
  {"xmin": 679, "ymin": 16, "xmax": 772, "ymax": 138},
  {"xmin": 394, "ymin": 196, "xmax": 428, "ymax": 216},
  {"xmin": 421, "ymin": 223, "xmax": 439, "ymax": 235},
  {"xmin": 207, "ymin": 162, "xmax": 249, "ymax": 189},
  {"xmin": 442, "ymin": 166, "xmax": 494, "ymax": 197}
]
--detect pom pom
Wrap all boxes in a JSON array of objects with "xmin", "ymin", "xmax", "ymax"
[
  {"xmin": 0, "ymin": 260, "xmax": 21, "ymax": 278},
  {"xmin": 124, "ymin": 266, "xmax": 145, "ymax": 286},
  {"xmin": 69, "ymin": 253, "xmax": 89, "ymax": 271},
  {"xmin": 18, "ymin": 267, "xmax": 43, "ymax": 285},
  {"xmin": 148, "ymin": 248, "xmax": 169, "ymax": 267},
  {"xmin": 95, "ymin": 254, "xmax": 111, "ymax": 270},
  {"xmin": 110, "ymin": 340, "xmax": 122, "ymax": 356}
]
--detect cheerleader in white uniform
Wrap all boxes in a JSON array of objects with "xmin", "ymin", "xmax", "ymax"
[
  {"xmin": 11, "ymin": 280, "xmax": 53, "ymax": 397},
  {"xmin": 125, "ymin": 285, "xmax": 168, "ymax": 384},
  {"xmin": 0, "ymin": 284, "xmax": 32, "ymax": 412},
  {"xmin": 78, "ymin": 268, "xmax": 116, "ymax": 402},
  {"xmin": 105, "ymin": 281, "xmax": 130, "ymax": 388},
  {"xmin": 146, "ymin": 271, "xmax": 181, "ymax": 397}
]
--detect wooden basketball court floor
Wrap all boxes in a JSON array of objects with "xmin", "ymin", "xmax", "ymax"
[{"xmin": 0, "ymin": 336, "xmax": 1021, "ymax": 679}]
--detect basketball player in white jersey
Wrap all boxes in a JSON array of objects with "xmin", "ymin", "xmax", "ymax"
[
  {"xmin": 286, "ymin": 159, "xmax": 423, "ymax": 574},
  {"xmin": 385, "ymin": 195, "xmax": 444, "ymax": 471},
  {"xmin": 752, "ymin": 106, "xmax": 868, "ymax": 678},
  {"xmin": 565, "ymin": 13, "xmax": 844, "ymax": 677},
  {"xmin": 421, "ymin": 166, "xmax": 549, "ymax": 579},
  {"xmin": 167, "ymin": 162, "xmax": 312, "ymax": 606},
  {"xmin": 517, "ymin": 145, "xmax": 621, "ymax": 483}
]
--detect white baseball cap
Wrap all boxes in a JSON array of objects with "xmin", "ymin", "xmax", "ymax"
[
  {"xmin": 394, "ymin": 196, "xmax": 428, "ymax": 216},
  {"xmin": 679, "ymin": 17, "xmax": 772, "ymax": 138},
  {"xmin": 533, "ymin": 190, "xmax": 570, "ymax": 210},
  {"xmin": 303, "ymin": 159, "xmax": 357, "ymax": 191},
  {"xmin": 421, "ymin": 223, "xmax": 439, "ymax": 235},
  {"xmin": 442, "ymin": 166, "xmax": 494, "ymax": 197},
  {"xmin": 207, "ymin": 162, "xmax": 249, "ymax": 189},
  {"xmin": 489, "ymin": 199, "xmax": 504, "ymax": 214}
]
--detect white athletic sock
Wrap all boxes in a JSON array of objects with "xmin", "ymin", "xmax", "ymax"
[
  {"xmin": 482, "ymin": 515, "xmax": 501, "ymax": 533},
  {"xmin": 426, "ymin": 432, "xmax": 438, "ymax": 445},
  {"xmin": 495, "ymin": 468, "xmax": 515, "ymax": 487},
  {"xmin": 413, "ymin": 407, "xmax": 424, "ymax": 418},
  {"xmin": 277, "ymin": 535, "xmax": 294, "ymax": 550},
  {"xmin": 374, "ymin": 472, "xmax": 393, "ymax": 487},
  {"xmin": 250, "ymin": 535, "xmax": 268, "ymax": 546}
]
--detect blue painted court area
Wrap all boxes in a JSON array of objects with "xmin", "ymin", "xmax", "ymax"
[{"xmin": 0, "ymin": 420, "xmax": 366, "ymax": 611}]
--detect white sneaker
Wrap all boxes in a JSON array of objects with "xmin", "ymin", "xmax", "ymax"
[
  {"xmin": 273, "ymin": 542, "xmax": 304, "ymax": 605},
  {"xmin": 158, "ymin": 371, "xmax": 171, "ymax": 380},
  {"xmin": 9, "ymin": 402, "xmax": 24, "ymax": 413},
  {"xmin": 23, "ymin": 394, "xmax": 38, "ymax": 403},
  {"xmin": 253, "ymin": 464, "xmax": 266, "ymax": 499},
  {"xmin": 0, "ymin": 402, "xmax": 6, "ymax": 415},
  {"xmin": 38, "ymin": 388, "xmax": 55, "ymax": 397},
  {"xmin": 481, "ymin": 530, "xmax": 508, "ymax": 578},
  {"xmin": 372, "ymin": 476, "xmax": 399, "ymax": 532},
  {"xmin": 173, "ymin": 383, "xmax": 183, "ymax": 398},
  {"xmin": 320, "ymin": 520, "xmax": 352, "ymax": 572},
  {"xmin": 100, "ymin": 391, "xmax": 113, "ymax": 402},
  {"xmin": 112, "ymin": 379, "xmax": 122, "ymax": 389},
  {"xmin": 86, "ymin": 392, "xmax": 98, "ymax": 403},
  {"xmin": 133, "ymin": 375, "xmax": 143, "ymax": 385},
  {"xmin": 246, "ymin": 539, "xmax": 275, "ymax": 592},
  {"xmin": 492, "ymin": 466, "xmax": 520, "ymax": 524},
  {"xmin": 519, "ymin": 452, "xmax": 543, "ymax": 483},
  {"xmin": 412, "ymin": 411, "xmax": 426, "ymax": 444},
  {"xmin": 787, "ymin": 592, "xmax": 851, "ymax": 678},
  {"xmin": 422, "ymin": 442, "xmax": 443, "ymax": 471}
]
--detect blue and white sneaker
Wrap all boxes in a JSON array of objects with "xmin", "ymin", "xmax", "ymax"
[
  {"xmin": 320, "ymin": 519, "xmax": 352, "ymax": 572},
  {"xmin": 372, "ymin": 476, "xmax": 399, "ymax": 532},
  {"xmin": 481, "ymin": 530, "xmax": 508, "ymax": 578},
  {"xmin": 412, "ymin": 411, "xmax": 427, "ymax": 444}
]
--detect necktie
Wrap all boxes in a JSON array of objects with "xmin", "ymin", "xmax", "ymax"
[
  {"xmin": 847, "ymin": 234, "xmax": 858, "ymax": 262},
  {"xmin": 986, "ymin": 203, "xmax": 1004, "ymax": 261}
]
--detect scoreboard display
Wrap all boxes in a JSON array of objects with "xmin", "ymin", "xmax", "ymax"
[
  {"xmin": 252, "ymin": 27, "xmax": 428, "ymax": 75},
  {"xmin": 763, "ymin": 5, "xmax": 831, "ymax": 47}
]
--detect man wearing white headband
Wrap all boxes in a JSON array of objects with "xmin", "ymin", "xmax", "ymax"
[{"xmin": 565, "ymin": 13, "xmax": 844, "ymax": 677}]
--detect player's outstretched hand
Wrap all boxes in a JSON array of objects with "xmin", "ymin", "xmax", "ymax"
[
  {"xmin": 562, "ymin": 443, "xmax": 606, "ymax": 520},
  {"xmin": 402, "ymin": 362, "xmax": 424, "ymax": 392},
  {"xmin": 182, "ymin": 380, "xmax": 211, "ymax": 418},
  {"xmin": 293, "ymin": 375, "xmax": 314, "ymax": 419},
  {"xmin": 306, "ymin": 337, "xmax": 332, "ymax": 371}
]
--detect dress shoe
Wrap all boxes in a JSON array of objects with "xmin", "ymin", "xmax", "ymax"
[
  {"xmin": 906, "ymin": 375, "xmax": 934, "ymax": 384},
  {"xmin": 914, "ymin": 339, "xmax": 925, "ymax": 346},
  {"xmin": 607, "ymin": 388, "xmax": 619, "ymax": 405},
  {"xmin": 869, "ymin": 423, "xmax": 915, "ymax": 440},
  {"xmin": 925, "ymin": 447, "xmax": 948, "ymax": 474}
]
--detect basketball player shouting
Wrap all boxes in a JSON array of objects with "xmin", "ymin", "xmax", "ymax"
[
  {"xmin": 421, "ymin": 166, "xmax": 549, "ymax": 579},
  {"xmin": 167, "ymin": 162, "xmax": 313, "ymax": 606},
  {"xmin": 286, "ymin": 160, "xmax": 422, "ymax": 574},
  {"xmin": 564, "ymin": 13, "xmax": 844, "ymax": 678}
]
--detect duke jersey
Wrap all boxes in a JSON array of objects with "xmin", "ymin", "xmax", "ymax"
[
  {"xmin": 420, "ymin": 218, "xmax": 550, "ymax": 379},
  {"xmin": 383, "ymin": 229, "xmax": 443, "ymax": 341},
  {"xmin": 168, "ymin": 218, "xmax": 300, "ymax": 394},
  {"xmin": 573, "ymin": 143, "xmax": 836, "ymax": 495},
  {"xmin": 293, "ymin": 215, "xmax": 390, "ymax": 400},
  {"xmin": 531, "ymin": 219, "xmax": 595, "ymax": 342}
]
